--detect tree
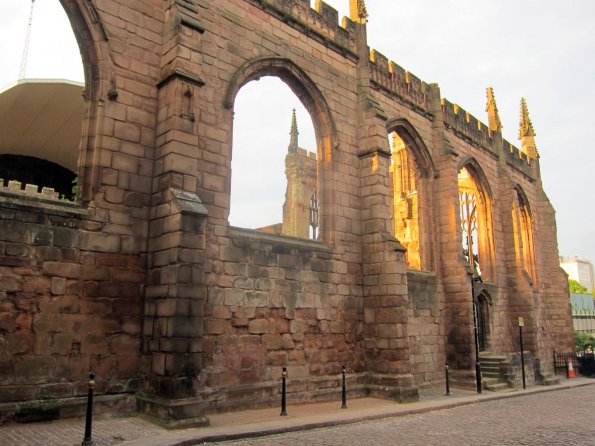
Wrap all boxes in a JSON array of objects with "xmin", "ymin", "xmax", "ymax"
[
  {"xmin": 574, "ymin": 331, "xmax": 595, "ymax": 352},
  {"xmin": 569, "ymin": 278, "xmax": 588, "ymax": 294}
]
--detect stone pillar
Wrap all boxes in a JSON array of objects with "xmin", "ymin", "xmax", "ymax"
[
  {"xmin": 350, "ymin": 11, "xmax": 417, "ymax": 400},
  {"xmin": 359, "ymin": 148, "xmax": 418, "ymax": 400},
  {"xmin": 427, "ymin": 83, "xmax": 475, "ymax": 375},
  {"xmin": 138, "ymin": 0, "xmax": 210, "ymax": 427}
]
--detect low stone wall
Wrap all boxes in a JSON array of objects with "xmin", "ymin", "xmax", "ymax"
[
  {"xmin": 0, "ymin": 197, "xmax": 144, "ymax": 421},
  {"xmin": 407, "ymin": 271, "xmax": 444, "ymax": 385}
]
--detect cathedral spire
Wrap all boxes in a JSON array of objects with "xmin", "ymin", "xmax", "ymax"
[
  {"xmin": 485, "ymin": 87, "xmax": 502, "ymax": 132},
  {"xmin": 350, "ymin": 0, "xmax": 368, "ymax": 23},
  {"xmin": 518, "ymin": 97, "xmax": 538, "ymax": 159},
  {"xmin": 289, "ymin": 108, "xmax": 299, "ymax": 152}
]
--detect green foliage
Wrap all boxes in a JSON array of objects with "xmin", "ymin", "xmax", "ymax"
[
  {"xmin": 574, "ymin": 331, "xmax": 595, "ymax": 352},
  {"xmin": 71, "ymin": 177, "xmax": 78, "ymax": 200},
  {"xmin": 569, "ymin": 278, "xmax": 588, "ymax": 294}
]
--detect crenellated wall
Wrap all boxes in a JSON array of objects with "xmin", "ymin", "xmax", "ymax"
[
  {"xmin": 0, "ymin": 0, "xmax": 573, "ymax": 426},
  {"xmin": 369, "ymin": 50, "xmax": 430, "ymax": 113}
]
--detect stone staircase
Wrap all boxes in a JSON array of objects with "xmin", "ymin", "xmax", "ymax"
[{"xmin": 479, "ymin": 353, "xmax": 509, "ymax": 392}]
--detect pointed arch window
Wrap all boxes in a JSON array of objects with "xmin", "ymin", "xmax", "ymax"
[
  {"xmin": 458, "ymin": 165, "xmax": 495, "ymax": 279},
  {"xmin": 512, "ymin": 188, "xmax": 536, "ymax": 284},
  {"xmin": 390, "ymin": 131, "xmax": 421, "ymax": 269},
  {"xmin": 460, "ymin": 186, "xmax": 479, "ymax": 273}
]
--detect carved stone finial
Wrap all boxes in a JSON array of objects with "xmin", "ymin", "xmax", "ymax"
[
  {"xmin": 289, "ymin": 108, "xmax": 299, "ymax": 152},
  {"xmin": 350, "ymin": 0, "xmax": 368, "ymax": 23},
  {"xmin": 485, "ymin": 87, "xmax": 502, "ymax": 132},
  {"xmin": 357, "ymin": 0, "xmax": 368, "ymax": 20},
  {"xmin": 518, "ymin": 97, "xmax": 538, "ymax": 159},
  {"xmin": 519, "ymin": 97, "xmax": 535, "ymax": 138}
]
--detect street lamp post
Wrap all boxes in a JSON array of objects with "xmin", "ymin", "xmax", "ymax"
[{"xmin": 470, "ymin": 274, "xmax": 482, "ymax": 394}]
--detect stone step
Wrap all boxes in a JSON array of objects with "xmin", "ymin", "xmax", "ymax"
[
  {"xmin": 481, "ymin": 364, "xmax": 502, "ymax": 371},
  {"xmin": 479, "ymin": 355, "xmax": 507, "ymax": 361},
  {"xmin": 484, "ymin": 381, "xmax": 509, "ymax": 392},
  {"xmin": 541, "ymin": 375, "xmax": 561, "ymax": 386},
  {"xmin": 479, "ymin": 357, "xmax": 507, "ymax": 364}
]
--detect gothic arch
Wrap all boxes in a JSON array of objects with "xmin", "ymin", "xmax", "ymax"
[
  {"xmin": 458, "ymin": 157, "xmax": 493, "ymax": 201},
  {"xmin": 385, "ymin": 117, "xmax": 436, "ymax": 178},
  {"xmin": 224, "ymin": 57, "xmax": 337, "ymax": 162},
  {"xmin": 513, "ymin": 185, "xmax": 537, "ymax": 284},
  {"xmin": 476, "ymin": 290, "xmax": 492, "ymax": 351},
  {"xmin": 514, "ymin": 186, "xmax": 532, "ymax": 219},
  {"xmin": 385, "ymin": 118, "xmax": 436, "ymax": 270},
  {"xmin": 458, "ymin": 158, "xmax": 496, "ymax": 280},
  {"xmin": 59, "ymin": 0, "xmax": 118, "ymax": 203},
  {"xmin": 224, "ymin": 57, "xmax": 337, "ymax": 243}
]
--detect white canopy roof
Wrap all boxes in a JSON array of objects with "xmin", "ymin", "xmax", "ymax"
[{"xmin": 0, "ymin": 79, "xmax": 84, "ymax": 172}]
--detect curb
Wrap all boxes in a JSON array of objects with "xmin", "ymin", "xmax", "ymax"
[{"xmin": 121, "ymin": 379, "xmax": 595, "ymax": 446}]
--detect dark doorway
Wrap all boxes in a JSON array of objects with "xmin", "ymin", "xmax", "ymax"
[{"xmin": 477, "ymin": 294, "xmax": 490, "ymax": 351}]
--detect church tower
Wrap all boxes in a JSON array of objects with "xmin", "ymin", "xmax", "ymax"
[{"xmin": 282, "ymin": 109, "xmax": 318, "ymax": 239}]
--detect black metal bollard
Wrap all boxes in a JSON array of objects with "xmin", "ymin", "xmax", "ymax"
[
  {"xmin": 341, "ymin": 366, "xmax": 347, "ymax": 409},
  {"xmin": 81, "ymin": 372, "xmax": 95, "ymax": 446},
  {"xmin": 280, "ymin": 367, "xmax": 287, "ymax": 416},
  {"xmin": 445, "ymin": 362, "xmax": 451, "ymax": 396}
]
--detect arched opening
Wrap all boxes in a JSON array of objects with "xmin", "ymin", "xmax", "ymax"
[
  {"xmin": 225, "ymin": 58, "xmax": 336, "ymax": 243},
  {"xmin": 458, "ymin": 161, "xmax": 495, "ymax": 280},
  {"xmin": 476, "ymin": 292, "xmax": 491, "ymax": 351},
  {"xmin": 230, "ymin": 78, "xmax": 318, "ymax": 239},
  {"xmin": 0, "ymin": 0, "xmax": 103, "ymax": 203},
  {"xmin": 512, "ymin": 187, "xmax": 536, "ymax": 284},
  {"xmin": 389, "ymin": 132, "xmax": 421, "ymax": 268},
  {"xmin": 387, "ymin": 118, "xmax": 435, "ymax": 270}
]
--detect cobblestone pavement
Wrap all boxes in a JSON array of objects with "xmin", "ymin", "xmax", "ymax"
[
  {"xmin": 0, "ymin": 416, "xmax": 165, "ymax": 446},
  {"xmin": 203, "ymin": 385, "xmax": 595, "ymax": 446}
]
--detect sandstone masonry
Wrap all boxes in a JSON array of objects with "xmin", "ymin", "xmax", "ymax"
[{"xmin": 0, "ymin": 0, "xmax": 573, "ymax": 426}]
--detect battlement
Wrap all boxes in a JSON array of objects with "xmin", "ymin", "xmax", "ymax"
[
  {"xmin": 368, "ymin": 49, "xmax": 535, "ymax": 178},
  {"xmin": 255, "ymin": 0, "xmax": 357, "ymax": 56},
  {"xmin": 0, "ymin": 179, "xmax": 61, "ymax": 201},
  {"xmin": 298, "ymin": 146, "xmax": 317, "ymax": 159},
  {"xmin": 441, "ymin": 99, "xmax": 496, "ymax": 153},
  {"xmin": 369, "ymin": 50, "xmax": 430, "ymax": 112},
  {"xmin": 503, "ymin": 139, "xmax": 534, "ymax": 178}
]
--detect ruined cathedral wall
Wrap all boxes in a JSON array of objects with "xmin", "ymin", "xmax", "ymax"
[
  {"xmin": 201, "ymin": 230, "xmax": 365, "ymax": 408},
  {"xmin": 368, "ymin": 61, "xmax": 446, "ymax": 385},
  {"xmin": 444, "ymin": 128, "xmax": 511, "ymax": 355},
  {"xmin": 193, "ymin": 0, "xmax": 370, "ymax": 405},
  {"xmin": 0, "ymin": 202, "xmax": 145, "ymax": 414},
  {"xmin": 0, "ymin": 0, "xmax": 164, "ymax": 415},
  {"xmin": 505, "ymin": 165, "xmax": 574, "ymax": 364}
]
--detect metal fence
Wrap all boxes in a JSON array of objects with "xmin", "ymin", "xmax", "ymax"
[
  {"xmin": 553, "ymin": 351, "xmax": 578, "ymax": 377},
  {"xmin": 553, "ymin": 351, "xmax": 595, "ymax": 377}
]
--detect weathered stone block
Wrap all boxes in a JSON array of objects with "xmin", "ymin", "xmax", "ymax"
[{"xmin": 248, "ymin": 319, "xmax": 270, "ymax": 334}]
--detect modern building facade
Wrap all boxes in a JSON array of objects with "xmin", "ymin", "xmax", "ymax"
[{"xmin": 561, "ymin": 256, "xmax": 595, "ymax": 292}]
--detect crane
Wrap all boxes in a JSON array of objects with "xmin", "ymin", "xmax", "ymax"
[{"xmin": 18, "ymin": 0, "xmax": 36, "ymax": 79}]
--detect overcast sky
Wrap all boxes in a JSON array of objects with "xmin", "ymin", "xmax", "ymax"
[{"xmin": 1, "ymin": 0, "xmax": 594, "ymax": 265}]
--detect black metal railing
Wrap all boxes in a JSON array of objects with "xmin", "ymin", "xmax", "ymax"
[{"xmin": 553, "ymin": 351, "xmax": 580, "ymax": 377}]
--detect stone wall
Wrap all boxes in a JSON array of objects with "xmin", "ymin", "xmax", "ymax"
[
  {"xmin": 407, "ymin": 270, "xmax": 444, "ymax": 385},
  {"xmin": 0, "ymin": 194, "xmax": 144, "ymax": 419},
  {"xmin": 0, "ymin": 0, "xmax": 574, "ymax": 425}
]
